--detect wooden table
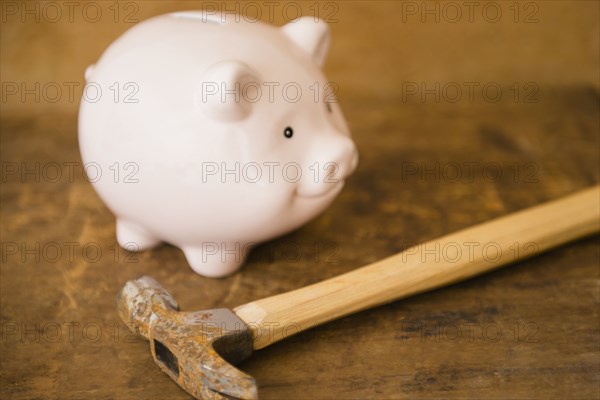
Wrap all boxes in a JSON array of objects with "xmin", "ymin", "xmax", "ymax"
[
  {"xmin": 2, "ymin": 86, "xmax": 598, "ymax": 399},
  {"xmin": 1, "ymin": 2, "xmax": 599, "ymax": 399}
]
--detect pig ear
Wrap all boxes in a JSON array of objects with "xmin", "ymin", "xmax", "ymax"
[
  {"xmin": 196, "ymin": 61, "xmax": 261, "ymax": 122},
  {"xmin": 282, "ymin": 17, "xmax": 331, "ymax": 67}
]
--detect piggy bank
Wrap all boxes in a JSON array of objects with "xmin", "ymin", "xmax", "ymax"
[{"xmin": 78, "ymin": 11, "xmax": 358, "ymax": 277}]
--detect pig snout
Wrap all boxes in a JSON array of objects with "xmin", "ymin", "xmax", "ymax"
[
  {"xmin": 296, "ymin": 134, "xmax": 358, "ymax": 198},
  {"xmin": 329, "ymin": 135, "xmax": 358, "ymax": 180}
]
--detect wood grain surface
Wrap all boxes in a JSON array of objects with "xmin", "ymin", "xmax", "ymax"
[{"xmin": 1, "ymin": 1, "xmax": 599, "ymax": 399}]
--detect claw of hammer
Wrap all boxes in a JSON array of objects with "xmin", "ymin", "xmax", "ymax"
[{"xmin": 117, "ymin": 276, "xmax": 257, "ymax": 399}]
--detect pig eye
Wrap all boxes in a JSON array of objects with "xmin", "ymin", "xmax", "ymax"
[
  {"xmin": 284, "ymin": 127, "xmax": 294, "ymax": 139},
  {"xmin": 326, "ymin": 102, "xmax": 333, "ymax": 113}
]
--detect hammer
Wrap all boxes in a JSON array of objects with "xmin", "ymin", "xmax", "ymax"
[{"xmin": 117, "ymin": 186, "xmax": 599, "ymax": 399}]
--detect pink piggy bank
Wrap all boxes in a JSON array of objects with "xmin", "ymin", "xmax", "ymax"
[{"xmin": 78, "ymin": 11, "xmax": 358, "ymax": 277}]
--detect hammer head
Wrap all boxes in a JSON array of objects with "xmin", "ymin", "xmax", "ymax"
[{"xmin": 117, "ymin": 276, "xmax": 257, "ymax": 399}]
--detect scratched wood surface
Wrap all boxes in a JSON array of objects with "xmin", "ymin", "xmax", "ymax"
[{"xmin": 1, "ymin": 2, "xmax": 599, "ymax": 400}]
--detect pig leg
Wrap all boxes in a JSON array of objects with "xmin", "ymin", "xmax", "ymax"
[
  {"xmin": 182, "ymin": 242, "xmax": 248, "ymax": 278},
  {"xmin": 116, "ymin": 219, "xmax": 162, "ymax": 251}
]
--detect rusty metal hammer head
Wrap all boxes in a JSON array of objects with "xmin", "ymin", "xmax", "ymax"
[{"xmin": 116, "ymin": 276, "xmax": 257, "ymax": 399}]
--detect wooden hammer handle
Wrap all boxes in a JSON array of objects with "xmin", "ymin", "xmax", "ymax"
[{"xmin": 235, "ymin": 185, "xmax": 600, "ymax": 350}]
